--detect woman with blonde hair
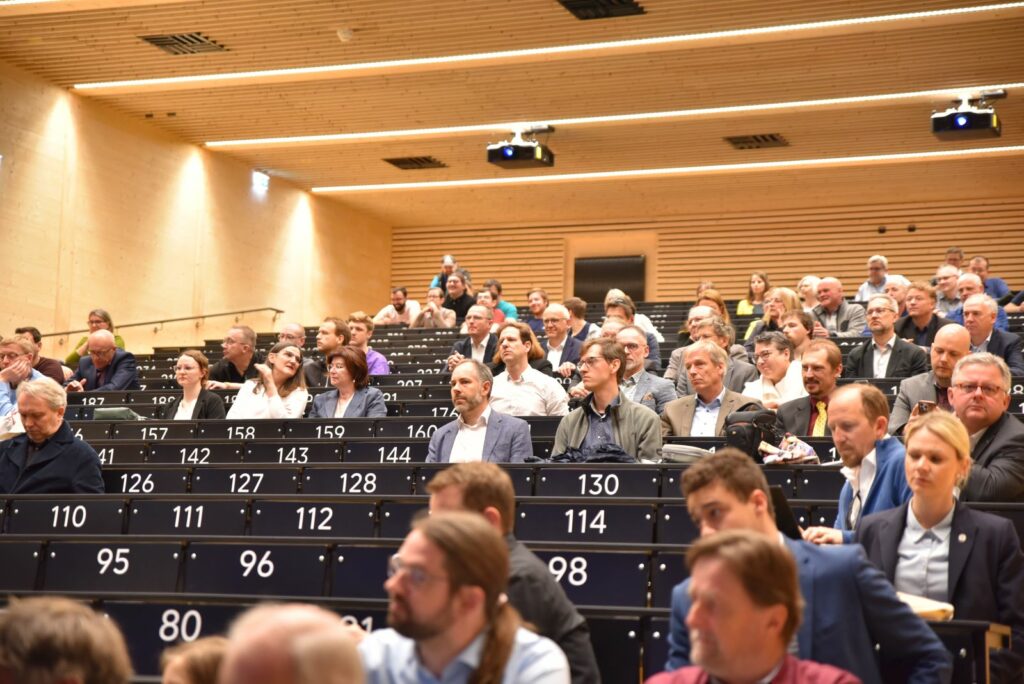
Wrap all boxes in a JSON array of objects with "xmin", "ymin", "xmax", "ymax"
[{"xmin": 743, "ymin": 287, "xmax": 801, "ymax": 347}]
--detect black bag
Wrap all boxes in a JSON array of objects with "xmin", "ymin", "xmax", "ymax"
[{"xmin": 724, "ymin": 408, "xmax": 781, "ymax": 463}]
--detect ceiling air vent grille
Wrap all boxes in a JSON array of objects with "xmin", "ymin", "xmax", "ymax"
[
  {"xmin": 384, "ymin": 156, "xmax": 448, "ymax": 170},
  {"xmin": 557, "ymin": 0, "xmax": 645, "ymax": 20},
  {"xmin": 139, "ymin": 32, "xmax": 227, "ymax": 56},
  {"xmin": 724, "ymin": 133, "xmax": 790, "ymax": 150}
]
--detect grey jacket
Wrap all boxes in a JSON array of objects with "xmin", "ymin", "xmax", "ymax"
[
  {"xmin": 811, "ymin": 300, "xmax": 867, "ymax": 338},
  {"xmin": 309, "ymin": 386, "xmax": 388, "ymax": 419},
  {"xmin": 626, "ymin": 370, "xmax": 678, "ymax": 414},
  {"xmin": 552, "ymin": 392, "xmax": 662, "ymax": 462},
  {"xmin": 889, "ymin": 371, "xmax": 941, "ymax": 435},
  {"xmin": 426, "ymin": 409, "xmax": 533, "ymax": 463},
  {"xmin": 674, "ymin": 358, "xmax": 758, "ymax": 397}
]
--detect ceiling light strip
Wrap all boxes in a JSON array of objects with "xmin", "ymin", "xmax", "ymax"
[
  {"xmin": 74, "ymin": 2, "xmax": 1024, "ymax": 92},
  {"xmin": 205, "ymin": 81, "xmax": 1024, "ymax": 148},
  {"xmin": 311, "ymin": 145, "xmax": 1024, "ymax": 193}
]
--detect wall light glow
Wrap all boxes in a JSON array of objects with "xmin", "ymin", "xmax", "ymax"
[{"xmin": 251, "ymin": 170, "xmax": 270, "ymax": 196}]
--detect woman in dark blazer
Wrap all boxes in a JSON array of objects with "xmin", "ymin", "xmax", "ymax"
[
  {"xmin": 309, "ymin": 346, "xmax": 387, "ymax": 419},
  {"xmin": 857, "ymin": 411, "xmax": 1024, "ymax": 683},
  {"xmin": 163, "ymin": 350, "xmax": 226, "ymax": 420}
]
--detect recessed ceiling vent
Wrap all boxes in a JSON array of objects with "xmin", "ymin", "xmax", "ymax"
[
  {"xmin": 724, "ymin": 133, "xmax": 790, "ymax": 150},
  {"xmin": 139, "ymin": 32, "xmax": 227, "ymax": 55},
  {"xmin": 384, "ymin": 156, "xmax": 448, "ymax": 170},
  {"xmin": 557, "ymin": 0, "xmax": 645, "ymax": 20}
]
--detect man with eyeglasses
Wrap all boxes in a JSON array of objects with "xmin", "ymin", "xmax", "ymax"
[
  {"xmin": 842, "ymin": 294, "xmax": 928, "ymax": 380},
  {"xmin": 933, "ymin": 264, "xmax": 961, "ymax": 315},
  {"xmin": 616, "ymin": 325, "xmax": 676, "ymax": 415},
  {"xmin": 276, "ymin": 322, "xmax": 307, "ymax": 348},
  {"xmin": 412, "ymin": 287, "xmax": 457, "ymax": 329},
  {"xmin": 947, "ymin": 273, "xmax": 1010, "ymax": 331},
  {"xmin": 540, "ymin": 304, "xmax": 582, "ymax": 378},
  {"xmin": 208, "ymin": 325, "xmax": 263, "ymax": 390},
  {"xmin": 951, "ymin": 353, "xmax": 1024, "ymax": 501},
  {"xmin": 65, "ymin": 330, "xmax": 139, "ymax": 392},
  {"xmin": 446, "ymin": 305, "xmax": 496, "ymax": 372},
  {"xmin": 0, "ymin": 337, "xmax": 44, "ymax": 416},
  {"xmin": 888, "ymin": 324, "xmax": 971, "ymax": 436},
  {"xmin": 357, "ymin": 512, "xmax": 570, "ymax": 683},
  {"xmin": 742, "ymin": 332, "xmax": 806, "ymax": 410},
  {"xmin": 855, "ymin": 254, "xmax": 892, "ymax": 301}
]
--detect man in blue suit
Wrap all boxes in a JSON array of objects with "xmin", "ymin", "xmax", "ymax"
[
  {"xmin": 65, "ymin": 330, "xmax": 140, "ymax": 392},
  {"xmin": 664, "ymin": 449, "xmax": 951, "ymax": 684},
  {"xmin": 426, "ymin": 359, "xmax": 532, "ymax": 463},
  {"xmin": 540, "ymin": 304, "xmax": 583, "ymax": 378}
]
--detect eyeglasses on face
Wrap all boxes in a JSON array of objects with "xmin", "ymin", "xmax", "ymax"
[
  {"xmin": 577, "ymin": 356, "xmax": 607, "ymax": 369},
  {"xmin": 954, "ymin": 382, "xmax": 1005, "ymax": 398},
  {"xmin": 387, "ymin": 554, "xmax": 446, "ymax": 588}
]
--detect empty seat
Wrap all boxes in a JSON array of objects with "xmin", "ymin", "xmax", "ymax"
[
  {"xmin": 244, "ymin": 441, "xmax": 342, "ymax": 464},
  {"xmin": 284, "ymin": 419, "xmax": 376, "ymax": 440},
  {"xmin": 329, "ymin": 545, "xmax": 396, "ymax": 599},
  {"xmin": 250, "ymin": 501, "xmax": 376, "ymax": 538},
  {"xmin": 0, "ymin": 541, "xmax": 42, "ymax": 591},
  {"xmin": 589, "ymin": 617, "xmax": 642, "ymax": 684},
  {"xmin": 416, "ymin": 464, "xmax": 534, "ymax": 496},
  {"xmin": 524, "ymin": 417, "xmax": 561, "ymax": 439},
  {"xmin": 184, "ymin": 542, "xmax": 328, "ymax": 597},
  {"xmin": 191, "ymin": 467, "xmax": 300, "ymax": 495},
  {"xmin": 149, "ymin": 441, "xmax": 244, "ymax": 465},
  {"xmin": 534, "ymin": 467, "xmax": 660, "ymax": 498},
  {"xmin": 643, "ymin": 617, "xmax": 672, "ymax": 679},
  {"xmin": 655, "ymin": 504, "xmax": 699, "ymax": 545},
  {"xmin": 128, "ymin": 500, "xmax": 248, "ymax": 536},
  {"xmin": 379, "ymin": 501, "xmax": 428, "ymax": 538},
  {"xmin": 516, "ymin": 503, "xmax": 655, "ymax": 544},
  {"xmin": 103, "ymin": 468, "xmax": 189, "ymax": 494},
  {"xmin": 762, "ymin": 467, "xmax": 798, "ymax": 498},
  {"xmin": 532, "ymin": 550, "xmax": 650, "ymax": 607},
  {"xmin": 401, "ymin": 401, "xmax": 459, "ymax": 418},
  {"xmin": 650, "ymin": 552, "xmax": 687, "ymax": 609},
  {"xmin": 809, "ymin": 505, "xmax": 838, "ymax": 528},
  {"xmin": 7, "ymin": 499, "xmax": 125, "ymax": 535},
  {"xmin": 302, "ymin": 467, "xmax": 414, "ymax": 496},
  {"xmin": 345, "ymin": 440, "xmax": 429, "ymax": 464},
  {"xmin": 796, "ymin": 468, "xmax": 845, "ymax": 499},
  {"xmin": 111, "ymin": 421, "xmax": 196, "ymax": 441},
  {"xmin": 803, "ymin": 438, "xmax": 839, "ymax": 463},
  {"xmin": 44, "ymin": 542, "xmax": 181, "ymax": 593}
]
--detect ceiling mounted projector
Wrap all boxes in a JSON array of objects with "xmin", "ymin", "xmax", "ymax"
[
  {"xmin": 932, "ymin": 91, "xmax": 1005, "ymax": 140},
  {"xmin": 487, "ymin": 127, "xmax": 555, "ymax": 169}
]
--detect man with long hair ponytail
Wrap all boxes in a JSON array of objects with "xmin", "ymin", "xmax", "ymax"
[{"xmin": 358, "ymin": 511, "xmax": 570, "ymax": 683}]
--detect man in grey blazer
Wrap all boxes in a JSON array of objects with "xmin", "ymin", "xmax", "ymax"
[
  {"xmin": 426, "ymin": 359, "xmax": 532, "ymax": 463},
  {"xmin": 661, "ymin": 341, "xmax": 761, "ymax": 437},
  {"xmin": 889, "ymin": 324, "xmax": 970, "ymax": 435},
  {"xmin": 775, "ymin": 340, "xmax": 842, "ymax": 437},
  {"xmin": 617, "ymin": 325, "xmax": 677, "ymax": 414},
  {"xmin": 672, "ymin": 317, "xmax": 758, "ymax": 397},
  {"xmin": 810, "ymin": 277, "xmax": 866, "ymax": 338}
]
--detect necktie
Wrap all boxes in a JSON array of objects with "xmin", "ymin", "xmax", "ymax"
[
  {"xmin": 847, "ymin": 490, "xmax": 863, "ymax": 531},
  {"xmin": 812, "ymin": 401, "xmax": 827, "ymax": 437}
]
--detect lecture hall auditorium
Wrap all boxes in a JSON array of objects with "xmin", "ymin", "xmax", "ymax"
[{"xmin": 2, "ymin": 1, "xmax": 1024, "ymax": 683}]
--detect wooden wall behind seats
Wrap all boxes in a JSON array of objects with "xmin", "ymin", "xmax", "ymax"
[
  {"xmin": 0, "ymin": 58, "xmax": 391, "ymax": 358},
  {"xmin": 391, "ymin": 197, "xmax": 1024, "ymax": 307}
]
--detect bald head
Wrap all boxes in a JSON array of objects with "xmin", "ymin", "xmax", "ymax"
[
  {"xmin": 88, "ymin": 329, "xmax": 115, "ymax": 347},
  {"xmin": 278, "ymin": 323, "xmax": 306, "ymax": 348},
  {"xmin": 601, "ymin": 318, "xmax": 626, "ymax": 338},
  {"xmin": 816, "ymin": 278, "xmax": 844, "ymax": 311},
  {"xmin": 931, "ymin": 324, "xmax": 971, "ymax": 384}
]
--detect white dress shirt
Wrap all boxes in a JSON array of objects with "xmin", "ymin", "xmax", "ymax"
[
  {"xmin": 895, "ymin": 503, "xmax": 954, "ymax": 602},
  {"xmin": 470, "ymin": 337, "xmax": 489, "ymax": 363},
  {"xmin": 490, "ymin": 368, "xmax": 569, "ymax": 417},
  {"xmin": 872, "ymin": 334, "xmax": 896, "ymax": 378},
  {"xmin": 691, "ymin": 388, "xmax": 726, "ymax": 437},
  {"xmin": 449, "ymin": 406, "xmax": 492, "ymax": 463},
  {"xmin": 226, "ymin": 380, "xmax": 309, "ymax": 420},
  {"xmin": 545, "ymin": 338, "xmax": 567, "ymax": 368},
  {"xmin": 841, "ymin": 447, "xmax": 878, "ymax": 528}
]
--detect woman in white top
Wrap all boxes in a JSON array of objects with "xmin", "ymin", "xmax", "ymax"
[
  {"xmin": 226, "ymin": 342, "xmax": 308, "ymax": 419},
  {"xmin": 163, "ymin": 350, "xmax": 226, "ymax": 420},
  {"xmin": 309, "ymin": 347, "xmax": 388, "ymax": 419},
  {"xmin": 743, "ymin": 330, "xmax": 807, "ymax": 409}
]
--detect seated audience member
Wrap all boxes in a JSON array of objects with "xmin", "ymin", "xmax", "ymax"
[
  {"xmin": 411, "ymin": 287, "xmax": 457, "ymax": 329},
  {"xmin": 226, "ymin": 342, "xmax": 308, "ymax": 419},
  {"xmin": 774, "ymin": 339, "xmax": 842, "ymax": 437},
  {"xmin": 661, "ymin": 341, "xmax": 761, "ymax": 438},
  {"xmin": 553, "ymin": 337, "xmax": 661, "ymax": 461},
  {"xmin": 895, "ymin": 282, "xmax": 953, "ymax": 347},
  {"xmin": 884, "ymin": 275, "xmax": 911, "ymax": 317},
  {"xmin": 933, "ymin": 264, "xmax": 961, "ymax": 315},
  {"xmin": 802, "ymin": 384, "xmax": 909, "ymax": 545},
  {"xmin": 743, "ymin": 332, "xmax": 806, "ymax": 409},
  {"xmin": 605, "ymin": 295, "xmax": 661, "ymax": 371},
  {"xmin": 64, "ymin": 308, "xmax": 125, "ymax": 366},
  {"xmin": 855, "ymin": 254, "xmax": 892, "ymax": 301},
  {"xmin": 1006, "ymin": 288, "xmax": 1024, "ymax": 314},
  {"xmin": 277, "ymin": 322, "xmax": 307, "ymax": 348},
  {"xmin": 484, "ymin": 278, "xmax": 518, "ymax": 320},
  {"xmin": 692, "ymin": 289, "xmax": 732, "ymax": 328},
  {"xmin": 810, "ymin": 277, "xmax": 866, "ymax": 338},
  {"xmin": 490, "ymin": 323, "xmax": 552, "ymax": 376},
  {"xmin": 161, "ymin": 636, "xmax": 228, "ymax": 684},
  {"xmin": 303, "ymin": 317, "xmax": 351, "ymax": 388},
  {"xmin": 669, "ymin": 305, "xmax": 715, "ymax": 367},
  {"xmin": 490, "ymin": 322, "xmax": 567, "ymax": 416},
  {"xmin": 347, "ymin": 311, "xmax": 390, "ymax": 376},
  {"xmin": 66, "ymin": 329, "xmax": 140, "ymax": 392},
  {"xmin": 427, "ymin": 360, "xmax": 532, "ymax": 463},
  {"xmin": 843, "ymin": 294, "xmax": 929, "ymax": 379},
  {"xmin": 470, "ymin": 289, "xmax": 505, "ymax": 330},
  {"xmin": 944, "ymin": 245, "xmax": 966, "ymax": 270},
  {"xmin": 541, "ymin": 304, "xmax": 582, "ymax": 377},
  {"xmin": 220, "ymin": 603, "xmax": 362, "ymax": 684},
  {"xmin": 163, "ymin": 350, "xmax": 226, "ymax": 420},
  {"xmin": 427, "ymin": 463, "xmax": 600, "ymax": 684},
  {"xmin": 962, "ymin": 294, "xmax": 1024, "ymax": 374},
  {"xmin": 951, "ymin": 353, "xmax": 1024, "ymax": 501},
  {"xmin": 779, "ymin": 310, "xmax": 813, "ymax": 360},
  {"xmin": 310, "ymin": 347, "xmax": 387, "ymax": 419},
  {"xmin": 735, "ymin": 271, "xmax": 769, "ymax": 316},
  {"xmin": 565, "ymin": 318, "xmax": 627, "ymax": 399},
  {"xmin": 0, "ymin": 378, "xmax": 103, "ymax": 493},
  {"xmin": 647, "ymin": 530, "xmax": 860, "ymax": 684},
  {"xmin": 443, "ymin": 271, "xmax": 476, "ymax": 322},
  {"xmin": 14, "ymin": 326, "xmax": 64, "ymax": 384},
  {"xmin": 565, "ymin": 296, "xmax": 599, "ymax": 342},
  {"xmin": 742, "ymin": 287, "xmax": 799, "ymax": 346},
  {"xmin": 672, "ymin": 318, "xmax": 758, "ymax": 397},
  {"xmin": 446, "ymin": 305, "xmax": 496, "ymax": 371},
  {"xmin": 617, "ymin": 325, "xmax": 677, "ymax": 415},
  {"xmin": 666, "ymin": 449, "xmax": 952, "ymax": 683},
  {"xmin": 208, "ymin": 325, "xmax": 262, "ymax": 390},
  {"xmin": 797, "ymin": 274, "xmax": 821, "ymax": 313},
  {"xmin": 429, "ymin": 254, "xmax": 458, "ymax": 290},
  {"xmin": 889, "ymin": 324, "xmax": 971, "ymax": 435},
  {"xmin": 373, "ymin": 287, "xmax": 421, "ymax": 326},
  {"xmin": 357, "ymin": 512, "xmax": 570, "ymax": 683},
  {"xmin": 970, "ymin": 254, "xmax": 1011, "ymax": 300},
  {"xmin": 948, "ymin": 273, "xmax": 1010, "ymax": 331},
  {"xmin": 695, "ymin": 280, "xmax": 716, "ymax": 299},
  {"xmin": 859, "ymin": 411, "xmax": 1024, "ymax": 684},
  {"xmin": 0, "ymin": 596, "xmax": 132, "ymax": 684},
  {"xmin": 0, "ymin": 336, "xmax": 44, "ymax": 416},
  {"xmin": 607, "ymin": 287, "xmax": 666, "ymax": 343},
  {"xmin": 524, "ymin": 288, "xmax": 550, "ymax": 335}
]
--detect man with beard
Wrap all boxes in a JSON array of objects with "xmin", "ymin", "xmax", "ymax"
[
  {"xmin": 842, "ymin": 294, "xmax": 928, "ymax": 379},
  {"xmin": 357, "ymin": 512, "xmax": 570, "ymax": 683},
  {"xmin": 774, "ymin": 339, "xmax": 842, "ymax": 437},
  {"xmin": 374, "ymin": 287, "xmax": 421, "ymax": 326},
  {"xmin": 524, "ymin": 289, "xmax": 550, "ymax": 336}
]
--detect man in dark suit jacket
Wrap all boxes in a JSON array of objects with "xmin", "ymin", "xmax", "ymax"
[
  {"xmin": 843, "ymin": 294, "xmax": 928, "ymax": 379},
  {"xmin": 65, "ymin": 330, "xmax": 139, "ymax": 392},
  {"xmin": 445, "ymin": 305, "xmax": 497, "ymax": 372},
  {"xmin": 426, "ymin": 360, "xmax": 532, "ymax": 463},
  {"xmin": 0, "ymin": 378, "xmax": 103, "ymax": 493},
  {"xmin": 810, "ymin": 278, "xmax": 866, "ymax": 338},
  {"xmin": 540, "ymin": 304, "xmax": 583, "ymax": 378},
  {"xmin": 962, "ymin": 293, "xmax": 1024, "ymax": 375},
  {"xmin": 952, "ymin": 353, "xmax": 1024, "ymax": 501},
  {"xmin": 894, "ymin": 282, "xmax": 953, "ymax": 347},
  {"xmin": 665, "ymin": 450, "xmax": 951, "ymax": 683},
  {"xmin": 775, "ymin": 339, "xmax": 842, "ymax": 437}
]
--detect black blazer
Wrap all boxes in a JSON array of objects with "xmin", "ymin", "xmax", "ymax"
[
  {"xmin": 70, "ymin": 349, "xmax": 141, "ymax": 391},
  {"xmin": 961, "ymin": 412, "xmax": 1024, "ymax": 502},
  {"xmin": 541, "ymin": 336, "xmax": 582, "ymax": 368},
  {"xmin": 842, "ymin": 336, "xmax": 929, "ymax": 379},
  {"xmin": 161, "ymin": 388, "xmax": 227, "ymax": 420},
  {"xmin": 894, "ymin": 314, "xmax": 953, "ymax": 347},
  {"xmin": 986, "ymin": 329, "xmax": 1024, "ymax": 376},
  {"xmin": 490, "ymin": 358, "xmax": 554, "ymax": 377},
  {"xmin": 775, "ymin": 395, "xmax": 831, "ymax": 437},
  {"xmin": 0, "ymin": 421, "xmax": 104, "ymax": 494},
  {"xmin": 857, "ymin": 501, "xmax": 1024, "ymax": 683},
  {"xmin": 450, "ymin": 334, "xmax": 497, "ymax": 366}
]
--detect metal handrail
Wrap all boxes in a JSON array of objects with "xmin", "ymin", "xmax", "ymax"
[{"xmin": 41, "ymin": 307, "xmax": 285, "ymax": 340}]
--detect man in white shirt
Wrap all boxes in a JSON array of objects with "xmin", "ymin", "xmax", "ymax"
[
  {"xmin": 540, "ymin": 304, "xmax": 581, "ymax": 378},
  {"xmin": 743, "ymin": 332, "xmax": 806, "ymax": 410},
  {"xmin": 843, "ymin": 294, "xmax": 928, "ymax": 380},
  {"xmin": 446, "ymin": 306, "xmax": 496, "ymax": 371},
  {"xmin": 373, "ymin": 287, "xmax": 421, "ymax": 326},
  {"xmin": 490, "ymin": 322, "xmax": 568, "ymax": 417},
  {"xmin": 855, "ymin": 254, "xmax": 891, "ymax": 301}
]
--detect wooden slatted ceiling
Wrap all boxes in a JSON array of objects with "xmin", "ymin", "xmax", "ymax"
[
  {"xmin": 0, "ymin": 0, "xmax": 1004, "ymax": 85},
  {"xmin": 390, "ymin": 198, "xmax": 1024, "ymax": 306}
]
